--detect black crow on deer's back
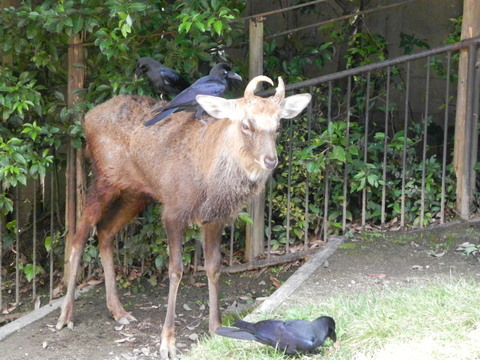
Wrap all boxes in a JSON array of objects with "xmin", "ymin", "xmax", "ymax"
[
  {"xmin": 135, "ymin": 57, "xmax": 190, "ymax": 98},
  {"xmin": 216, "ymin": 316, "xmax": 336, "ymax": 355},
  {"xmin": 144, "ymin": 62, "xmax": 242, "ymax": 126}
]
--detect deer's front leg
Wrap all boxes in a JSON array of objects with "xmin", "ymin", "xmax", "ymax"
[
  {"xmin": 202, "ymin": 222, "xmax": 224, "ymax": 332},
  {"xmin": 160, "ymin": 215, "xmax": 186, "ymax": 359}
]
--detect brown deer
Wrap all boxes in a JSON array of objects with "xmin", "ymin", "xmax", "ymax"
[{"xmin": 55, "ymin": 75, "xmax": 311, "ymax": 359}]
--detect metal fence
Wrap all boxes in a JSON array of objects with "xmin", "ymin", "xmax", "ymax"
[
  {"xmin": 1, "ymin": 37, "xmax": 479, "ymax": 314},
  {"xmin": 223, "ymin": 36, "xmax": 480, "ymax": 270}
]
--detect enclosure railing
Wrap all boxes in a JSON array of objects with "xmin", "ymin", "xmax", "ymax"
[
  {"xmin": 1, "ymin": 37, "xmax": 479, "ymax": 315},
  {"xmin": 224, "ymin": 36, "xmax": 480, "ymax": 270}
]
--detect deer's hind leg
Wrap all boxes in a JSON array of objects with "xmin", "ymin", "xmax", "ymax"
[
  {"xmin": 96, "ymin": 192, "xmax": 150, "ymax": 324},
  {"xmin": 56, "ymin": 180, "xmax": 120, "ymax": 330}
]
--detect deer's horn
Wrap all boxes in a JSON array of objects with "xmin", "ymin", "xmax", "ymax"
[
  {"xmin": 244, "ymin": 75, "xmax": 274, "ymax": 99},
  {"xmin": 273, "ymin": 77, "xmax": 285, "ymax": 104}
]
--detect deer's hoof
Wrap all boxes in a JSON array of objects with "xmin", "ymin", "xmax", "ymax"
[
  {"xmin": 160, "ymin": 338, "xmax": 177, "ymax": 359},
  {"xmin": 56, "ymin": 318, "xmax": 74, "ymax": 330},
  {"xmin": 117, "ymin": 313, "xmax": 137, "ymax": 325}
]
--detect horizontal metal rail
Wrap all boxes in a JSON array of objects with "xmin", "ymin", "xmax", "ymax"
[{"xmin": 260, "ymin": 36, "xmax": 480, "ymax": 95}]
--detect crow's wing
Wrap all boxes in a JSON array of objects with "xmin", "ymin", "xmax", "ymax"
[
  {"xmin": 253, "ymin": 320, "xmax": 315, "ymax": 354},
  {"xmin": 159, "ymin": 67, "xmax": 182, "ymax": 86},
  {"xmin": 162, "ymin": 78, "xmax": 226, "ymax": 109}
]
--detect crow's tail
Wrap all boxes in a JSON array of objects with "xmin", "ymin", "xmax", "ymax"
[
  {"xmin": 215, "ymin": 326, "xmax": 257, "ymax": 341},
  {"xmin": 144, "ymin": 107, "xmax": 178, "ymax": 126}
]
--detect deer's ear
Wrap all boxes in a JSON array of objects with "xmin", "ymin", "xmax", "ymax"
[
  {"xmin": 196, "ymin": 95, "xmax": 244, "ymax": 121},
  {"xmin": 279, "ymin": 93, "xmax": 312, "ymax": 119}
]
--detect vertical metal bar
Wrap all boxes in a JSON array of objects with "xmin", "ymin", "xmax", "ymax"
[
  {"xmin": 267, "ymin": 177, "xmax": 273, "ymax": 259},
  {"xmin": 401, "ymin": 62, "xmax": 411, "ymax": 229},
  {"xmin": 323, "ymin": 82, "xmax": 332, "ymax": 241},
  {"xmin": 440, "ymin": 52, "xmax": 451, "ymax": 224},
  {"xmin": 286, "ymin": 117, "xmax": 293, "ymax": 252},
  {"xmin": 381, "ymin": 67, "xmax": 391, "ymax": 229},
  {"xmin": 362, "ymin": 72, "xmax": 371, "ymax": 229},
  {"xmin": 304, "ymin": 86, "xmax": 313, "ymax": 249},
  {"xmin": 420, "ymin": 58, "xmax": 431, "ymax": 228},
  {"xmin": 342, "ymin": 77, "xmax": 352, "ymax": 233},
  {"xmin": 229, "ymin": 222, "xmax": 234, "ymax": 267},
  {"xmin": 32, "ymin": 180, "xmax": 37, "ymax": 301},
  {"xmin": 15, "ymin": 186, "xmax": 20, "ymax": 305}
]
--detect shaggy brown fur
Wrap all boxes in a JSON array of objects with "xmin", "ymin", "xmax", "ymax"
[{"xmin": 55, "ymin": 76, "xmax": 311, "ymax": 359}]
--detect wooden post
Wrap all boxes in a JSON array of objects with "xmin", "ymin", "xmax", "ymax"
[
  {"xmin": 453, "ymin": 0, "xmax": 480, "ymax": 219},
  {"xmin": 64, "ymin": 34, "xmax": 85, "ymax": 284},
  {"xmin": 245, "ymin": 17, "xmax": 265, "ymax": 262}
]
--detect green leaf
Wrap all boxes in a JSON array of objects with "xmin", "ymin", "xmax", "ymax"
[
  {"xmin": 45, "ymin": 236, "xmax": 52, "ymax": 252},
  {"xmin": 331, "ymin": 146, "xmax": 346, "ymax": 162},
  {"xmin": 306, "ymin": 161, "xmax": 319, "ymax": 173},
  {"xmin": 194, "ymin": 21, "xmax": 206, "ymax": 32},
  {"xmin": 155, "ymin": 255, "xmax": 164, "ymax": 269},
  {"xmin": 179, "ymin": 21, "xmax": 192, "ymax": 33},
  {"xmin": 126, "ymin": 14, "xmax": 133, "ymax": 27},
  {"xmin": 213, "ymin": 20, "xmax": 223, "ymax": 36},
  {"xmin": 211, "ymin": 0, "xmax": 220, "ymax": 11},
  {"xmin": 238, "ymin": 211, "xmax": 253, "ymax": 224}
]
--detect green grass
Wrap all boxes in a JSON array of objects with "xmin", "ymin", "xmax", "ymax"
[{"xmin": 185, "ymin": 276, "xmax": 480, "ymax": 360}]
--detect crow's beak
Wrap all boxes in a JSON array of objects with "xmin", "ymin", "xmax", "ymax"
[{"xmin": 227, "ymin": 72, "xmax": 242, "ymax": 81}]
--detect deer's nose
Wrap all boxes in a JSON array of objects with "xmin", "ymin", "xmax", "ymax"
[{"xmin": 264, "ymin": 156, "xmax": 278, "ymax": 170}]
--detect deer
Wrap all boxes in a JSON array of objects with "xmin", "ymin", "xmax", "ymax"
[{"xmin": 55, "ymin": 75, "xmax": 312, "ymax": 359}]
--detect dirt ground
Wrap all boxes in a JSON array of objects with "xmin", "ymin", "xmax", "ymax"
[
  {"xmin": 1, "ymin": 220, "xmax": 480, "ymax": 360},
  {"xmin": 283, "ymin": 220, "xmax": 480, "ymax": 309}
]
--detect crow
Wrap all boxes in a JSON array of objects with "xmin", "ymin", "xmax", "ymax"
[
  {"xmin": 135, "ymin": 57, "xmax": 190, "ymax": 98},
  {"xmin": 144, "ymin": 62, "xmax": 242, "ymax": 126},
  {"xmin": 215, "ymin": 316, "xmax": 336, "ymax": 355}
]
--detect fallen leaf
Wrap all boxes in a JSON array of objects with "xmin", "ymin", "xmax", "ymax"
[
  {"xmin": 183, "ymin": 304, "xmax": 192, "ymax": 311},
  {"xmin": 114, "ymin": 337, "xmax": 135, "ymax": 343},
  {"xmin": 128, "ymin": 269, "xmax": 140, "ymax": 281},
  {"xmin": 269, "ymin": 275, "xmax": 282, "ymax": 288},
  {"xmin": 187, "ymin": 320, "xmax": 201, "ymax": 330},
  {"xmin": 87, "ymin": 279, "xmax": 103, "ymax": 286},
  {"xmin": 42, "ymin": 341, "xmax": 48, "ymax": 349},
  {"xmin": 428, "ymin": 251, "xmax": 445, "ymax": 257},
  {"xmin": 192, "ymin": 283, "xmax": 206, "ymax": 288},
  {"xmin": 188, "ymin": 333, "xmax": 198, "ymax": 341},
  {"xmin": 369, "ymin": 274, "xmax": 387, "ymax": 279},
  {"xmin": 52, "ymin": 285, "xmax": 63, "ymax": 298}
]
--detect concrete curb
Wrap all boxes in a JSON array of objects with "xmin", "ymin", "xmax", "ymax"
[
  {"xmin": 245, "ymin": 236, "xmax": 345, "ymax": 320},
  {"xmin": 0, "ymin": 285, "xmax": 93, "ymax": 341}
]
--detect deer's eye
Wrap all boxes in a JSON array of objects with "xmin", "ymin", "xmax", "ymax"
[{"xmin": 242, "ymin": 122, "xmax": 251, "ymax": 132}]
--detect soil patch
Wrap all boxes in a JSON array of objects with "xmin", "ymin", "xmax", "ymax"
[
  {"xmin": 0, "ymin": 262, "xmax": 298, "ymax": 360},
  {"xmin": 283, "ymin": 221, "xmax": 480, "ymax": 308},
  {"xmin": 1, "ymin": 220, "xmax": 480, "ymax": 359}
]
